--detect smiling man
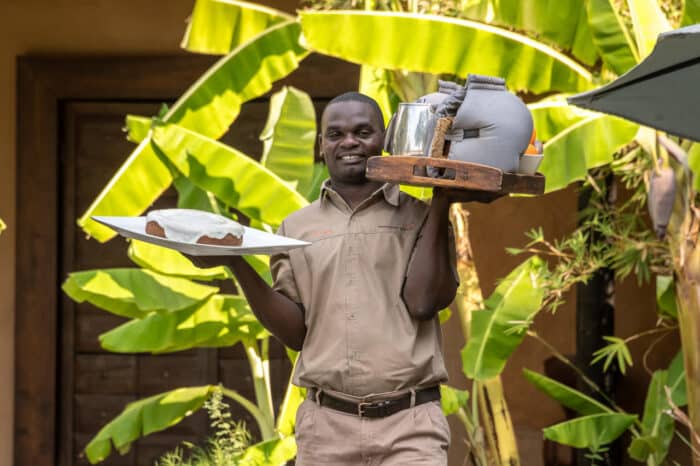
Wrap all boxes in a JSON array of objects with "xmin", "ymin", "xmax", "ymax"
[{"xmin": 194, "ymin": 92, "xmax": 498, "ymax": 465}]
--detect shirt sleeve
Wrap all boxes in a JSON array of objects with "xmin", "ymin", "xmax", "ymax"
[{"xmin": 270, "ymin": 221, "xmax": 302, "ymax": 303}]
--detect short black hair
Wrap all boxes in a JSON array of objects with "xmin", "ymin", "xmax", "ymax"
[{"xmin": 324, "ymin": 92, "xmax": 384, "ymax": 128}]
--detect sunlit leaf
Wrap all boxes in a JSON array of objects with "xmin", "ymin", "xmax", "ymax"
[
  {"xmin": 99, "ymin": 295, "xmax": 265, "ymax": 353},
  {"xmin": 487, "ymin": 0, "xmax": 599, "ymax": 66},
  {"xmin": 276, "ymin": 360, "xmax": 304, "ymax": 437},
  {"xmin": 150, "ymin": 123, "xmax": 308, "ymax": 229},
  {"xmin": 587, "ymin": 0, "xmax": 639, "ymax": 75},
  {"xmin": 462, "ymin": 256, "xmax": 546, "ymax": 380},
  {"xmin": 681, "ymin": 0, "xmax": 700, "ymax": 25},
  {"xmin": 305, "ymin": 162, "xmax": 330, "ymax": 202},
  {"xmin": 62, "ymin": 268, "xmax": 217, "ymax": 319},
  {"xmin": 236, "ymin": 436, "xmax": 297, "ymax": 465},
  {"xmin": 438, "ymin": 307, "xmax": 452, "ymax": 324},
  {"xmin": 543, "ymin": 413, "xmax": 637, "ymax": 449},
  {"xmin": 359, "ymin": 66, "xmax": 399, "ymax": 124},
  {"xmin": 77, "ymin": 137, "xmax": 173, "ymax": 242},
  {"xmin": 260, "ymin": 86, "xmax": 316, "ymax": 195},
  {"xmin": 0, "ymin": 218, "xmax": 5, "ymax": 234},
  {"xmin": 182, "ymin": 0, "xmax": 292, "ymax": 54},
  {"xmin": 523, "ymin": 369, "xmax": 611, "ymax": 416},
  {"xmin": 80, "ymin": 22, "xmax": 307, "ymax": 241},
  {"xmin": 540, "ymin": 115, "xmax": 638, "ymax": 192},
  {"xmin": 440, "ymin": 385, "xmax": 469, "ymax": 416},
  {"xmin": 528, "ymin": 96, "xmax": 591, "ymax": 142},
  {"xmin": 688, "ymin": 143, "xmax": 700, "ymax": 192},
  {"xmin": 299, "ymin": 11, "xmax": 593, "ymax": 94},
  {"xmin": 85, "ymin": 386, "xmax": 215, "ymax": 463},
  {"xmin": 168, "ymin": 21, "xmax": 309, "ymax": 140},
  {"xmin": 626, "ymin": 0, "xmax": 672, "ymax": 58},
  {"xmin": 128, "ymin": 240, "xmax": 232, "ymax": 281}
]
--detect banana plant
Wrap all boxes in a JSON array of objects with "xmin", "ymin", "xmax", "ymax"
[{"xmin": 64, "ymin": 85, "xmax": 320, "ymax": 464}]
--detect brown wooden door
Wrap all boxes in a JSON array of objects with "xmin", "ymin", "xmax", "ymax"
[{"xmin": 16, "ymin": 55, "xmax": 358, "ymax": 466}]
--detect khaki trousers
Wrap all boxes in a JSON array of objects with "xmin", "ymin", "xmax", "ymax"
[{"xmin": 294, "ymin": 399, "xmax": 450, "ymax": 466}]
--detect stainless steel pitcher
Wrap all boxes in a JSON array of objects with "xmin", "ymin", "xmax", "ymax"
[{"xmin": 388, "ymin": 103, "xmax": 436, "ymax": 156}]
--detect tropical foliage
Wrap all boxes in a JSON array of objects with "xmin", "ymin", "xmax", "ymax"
[{"xmin": 63, "ymin": 0, "xmax": 700, "ymax": 464}]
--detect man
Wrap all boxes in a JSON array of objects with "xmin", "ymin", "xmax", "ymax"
[{"xmin": 195, "ymin": 93, "xmax": 497, "ymax": 465}]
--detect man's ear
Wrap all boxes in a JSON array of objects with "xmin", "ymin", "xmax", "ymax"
[{"xmin": 318, "ymin": 133, "xmax": 325, "ymax": 164}]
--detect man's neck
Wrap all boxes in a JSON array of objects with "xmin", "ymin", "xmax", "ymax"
[{"xmin": 330, "ymin": 178, "xmax": 385, "ymax": 210}]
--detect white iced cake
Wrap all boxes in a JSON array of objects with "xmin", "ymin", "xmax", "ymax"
[{"xmin": 145, "ymin": 209, "xmax": 244, "ymax": 246}]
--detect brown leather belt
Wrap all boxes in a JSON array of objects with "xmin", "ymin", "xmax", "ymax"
[{"xmin": 308, "ymin": 386, "xmax": 441, "ymax": 418}]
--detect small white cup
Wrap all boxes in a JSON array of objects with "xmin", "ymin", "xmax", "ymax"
[{"xmin": 518, "ymin": 154, "xmax": 544, "ymax": 175}]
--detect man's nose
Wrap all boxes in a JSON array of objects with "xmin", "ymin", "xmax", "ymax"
[{"xmin": 340, "ymin": 133, "xmax": 360, "ymax": 147}]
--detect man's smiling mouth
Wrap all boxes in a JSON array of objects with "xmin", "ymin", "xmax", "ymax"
[{"xmin": 338, "ymin": 154, "xmax": 365, "ymax": 162}]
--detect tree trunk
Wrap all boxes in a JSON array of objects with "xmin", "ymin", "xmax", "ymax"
[{"xmin": 451, "ymin": 204, "xmax": 521, "ymax": 466}]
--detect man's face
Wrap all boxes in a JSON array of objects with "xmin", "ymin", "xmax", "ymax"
[{"xmin": 320, "ymin": 100, "xmax": 384, "ymax": 184}]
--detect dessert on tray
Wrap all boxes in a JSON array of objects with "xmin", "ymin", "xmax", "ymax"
[{"xmin": 145, "ymin": 209, "xmax": 244, "ymax": 246}]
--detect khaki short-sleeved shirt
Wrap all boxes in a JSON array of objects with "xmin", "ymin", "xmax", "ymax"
[{"xmin": 270, "ymin": 181, "xmax": 449, "ymax": 397}]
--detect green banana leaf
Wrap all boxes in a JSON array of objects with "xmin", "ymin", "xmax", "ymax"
[
  {"xmin": 173, "ymin": 174, "xmax": 228, "ymax": 213},
  {"xmin": 167, "ymin": 21, "xmax": 309, "ymax": 140},
  {"xmin": 305, "ymin": 162, "xmax": 330, "ymax": 202},
  {"xmin": 486, "ymin": 0, "xmax": 599, "ymax": 66},
  {"xmin": 260, "ymin": 86, "xmax": 316, "ymax": 196},
  {"xmin": 682, "ymin": 0, "xmax": 700, "ymax": 25},
  {"xmin": 656, "ymin": 275, "xmax": 678, "ymax": 319},
  {"xmin": 688, "ymin": 143, "xmax": 700, "ymax": 191},
  {"xmin": 236, "ymin": 435, "xmax": 297, "ymax": 465},
  {"xmin": 528, "ymin": 96, "xmax": 591, "ymax": 142},
  {"xmin": 150, "ymin": 123, "xmax": 308, "ymax": 229},
  {"xmin": 99, "ymin": 294, "xmax": 266, "ymax": 353},
  {"xmin": 299, "ymin": 11, "xmax": 593, "ymax": 94},
  {"xmin": 182, "ymin": 0, "xmax": 292, "ymax": 54},
  {"xmin": 77, "ymin": 137, "xmax": 173, "ymax": 242},
  {"xmin": 628, "ymin": 369, "xmax": 674, "ymax": 463},
  {"xmin": 359, "ymin": 66, "xmax": 399, "ymax": 124},
  {"xmin": 540, "ymin": 115, "xmax": 638, "ymax": 193},
  {"xmin": 628, "ymin": 354, "xmax": 685, "ymax": 462},
  {"xmin": 462, "ymin": 256, "xmax": 546, "ymax": 380},
  {"xmin": 276, "ymin": 367, "xmax": 305, "ymax": 436},
  {"xmin": 627, "ymin": 0, "xmax": 672, "ymax": 58},
  {"xmin": 440, "ymin": 385, "xmax": 470, "ymax": 416},
  {"xmin": 85, "ymin": 386, "xmax": 216, "ymax": 463},
  {"xmin": 543, "ymin": 413, "xmax": 637, "ymax": 449},
  {"xmin": 523, "ymin": 369, "xmax": 612, "ymax": 416},
  {"xmin": 78, "ymin": 22, "xmax": 308, "ymax": 241},
  {"xmin": 587, "ymin": 0, "xmax": 639, "ymax": 76},
  {"xmin": 62, "ymin": 268, "xmax": 217, "ymax": 319},
  {"xmin": 128, "ymin": 240, "xmax": 233, "ymax": 281},
  {"xmin": 667, "ymin": 350, "xmax": 687, "ymax": 407}
]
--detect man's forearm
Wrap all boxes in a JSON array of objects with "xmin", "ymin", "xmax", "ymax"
[
  {"xmin": 228, "ymin": 257, "xmax": 307, "ymax": 351},
  {"xmin": 402, "ymin": 193, "xmax": 458, "ymax": 320}
]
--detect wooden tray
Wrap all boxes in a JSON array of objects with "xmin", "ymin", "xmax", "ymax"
[{"xmin": 365, "ymin": 155, "xmax": 545, "ymax": 195}]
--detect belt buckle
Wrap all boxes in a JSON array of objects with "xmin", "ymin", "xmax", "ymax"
[{"xmin": 358, "ymin": 400, "xmax": 392, "ymax": 417}]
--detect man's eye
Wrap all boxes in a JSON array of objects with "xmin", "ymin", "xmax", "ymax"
[
  {"xmin": 327, "ymin": 131, "xmax": 340, "ymax": 138},
  {"xmin": 359, "ymin": 129, "xmax": 373, "ymax": 137}
]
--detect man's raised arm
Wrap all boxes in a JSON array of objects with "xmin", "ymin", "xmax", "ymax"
[
  {"xmin": 402, "ymin": 188, "xmax": 502, "ymax": 321},
  {"xmin": 189, "ymin": 255, "xmax": 306, "ymax": 351}
]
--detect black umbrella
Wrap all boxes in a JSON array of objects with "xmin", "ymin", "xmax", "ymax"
[{"xmin": 568, "ymin": 24, "xmax": 700, "ymax": 141}]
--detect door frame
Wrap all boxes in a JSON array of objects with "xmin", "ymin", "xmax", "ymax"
[{"xmin": 15, "ymin": 54, "xmax": 357, "ymax": 465}]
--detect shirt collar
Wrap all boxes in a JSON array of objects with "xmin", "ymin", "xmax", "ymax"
[{"xmin": 320, "ymin": 179, "xmax": 400, "ymax": 209}]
